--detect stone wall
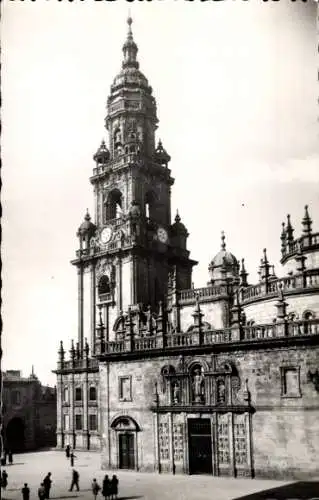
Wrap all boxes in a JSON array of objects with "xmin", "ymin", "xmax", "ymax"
[{"xmin": 99, "ymin": 345, "xmax": 319, "ymax": 478}]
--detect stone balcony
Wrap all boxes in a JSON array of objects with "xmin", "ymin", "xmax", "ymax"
[
  {"xmin": 241, "ymin": 269, "xmax": 319, "ymax": 305},
  {"xmin": 281, "ymin": 231, "xmax": 319, "ymax": 263},
  {"xmin": 94, "ymin": 318, "xmax": 319, "ymax": 359}
]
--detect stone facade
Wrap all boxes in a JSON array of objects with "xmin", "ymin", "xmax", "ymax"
[
  {"xmin": 54, "ymin": 18, "xmax": 319, "ymax": 479},
  {"xmin": 2, "ymin": 370, "xmax": 56, "ymax": 452}
]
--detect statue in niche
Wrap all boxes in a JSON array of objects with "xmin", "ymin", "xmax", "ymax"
[
  {"xmin": 217, "ymin": 379, "xmax": 226, "ymax": 404},
  {"xmin": 172, "ymin": 381, "xmax": 180, "ymax": 404},
  {"xmin": 192, "ymin": 368, "xmax": 204, "ymax": 403}
]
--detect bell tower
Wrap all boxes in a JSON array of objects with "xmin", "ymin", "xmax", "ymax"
[{"xmin": 73, "ymin": 18, "xmax": 196, "ymax": 350}]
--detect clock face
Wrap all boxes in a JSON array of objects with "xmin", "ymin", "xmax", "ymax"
[
  {"xmin": 157, "ymin": 227, "xmax": 168, "ymax": 244},
  {"xmin": 100, "ymin": 227, "xmax": 112, "ymax": 244}
]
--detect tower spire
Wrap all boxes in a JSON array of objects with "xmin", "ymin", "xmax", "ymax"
[
  {"xmin": 122, "ymin": 15, "xmax": 139, "ymax": 69},
  {"xmin": 221, "ymin": 231, "xmax": 226, "ymax": 251}
]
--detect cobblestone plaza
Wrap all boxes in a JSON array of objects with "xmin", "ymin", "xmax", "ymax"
[{"xmin": 2, "ymin": 451, "xmax": 319, "ymax": 500}]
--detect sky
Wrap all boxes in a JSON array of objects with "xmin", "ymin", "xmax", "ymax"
[{"xmin": 2, "ymin": 0, "xmax": 319, "ymax": 387}]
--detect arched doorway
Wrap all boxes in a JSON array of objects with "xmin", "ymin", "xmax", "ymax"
[
  {"xmin": 111, "ymin": 416, "xmax": 140, "ymax": 470},
  {"xmin": 6, "ymin": 417, "xmax": 25, "ymax": 452}
]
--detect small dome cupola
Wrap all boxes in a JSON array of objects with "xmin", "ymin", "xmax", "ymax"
[
  {"xmin": 77, "ymin": 210, "xmax": 97, "ymax": 250},
  {"xmin": 111, "ymin": 17, "xmax": 150, "ymax": 92},
  {"xmin": 93, "ymin": 139, "xmax": 110, "ymax": 165},
  {"xmin": 171, "ymin": 210, "xmax": 188, "ymax": 250},
  {"xmin": 171, "ymin": 210, "xmax": 188, "ymax": 236},
  {"xmin": 208, "ymin": 231, "xmax": 239, "ymax": 285},
  {"xmin": 154, "ymin": 139, "xmax": 171, "ymax": 167}
]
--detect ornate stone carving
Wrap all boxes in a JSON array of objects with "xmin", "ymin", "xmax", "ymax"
[
  {"xmin": 192, "ymin": 367, "xmax": 205, "ymax": 403},
  {"xmin": 159, "ymin": 421, "xmax": 170, "ymax": 460},
  {"xmin": 173, "ymin": 423, "xmax": 184, "ymax": 462}
]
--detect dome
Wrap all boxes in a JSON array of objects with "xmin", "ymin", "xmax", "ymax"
[
  {"xmin": 154, "ymin": 139, "xmax": 171, "ymax": 166},
  {"xmin": 211, "ymin": 249, "xmax": 238, "ymax": 268},
  {"xmin": 111, "ymin": 17, "xmax": 152, "ymax": 93},
  {"xmin": 171, "ymin": 211, "xmax": 188, "ymax": 236},
  {"xmin": 111, "ymin": 67, "xmax": 150, "ymax": 92},
  {"xmin": 209, "ymin": 232, "xmax": 239, "ymax": 284},
  {"xmin": 77, "ymin": 210, "xmax": 96, "ymax": 236},
  {"xmin": 93, "ymin": 139, "xmax": 110, "ymax": 164}
]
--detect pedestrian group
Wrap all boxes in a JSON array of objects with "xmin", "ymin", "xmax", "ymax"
[{"xmin": 0, "ymin": 445, "xmax": 120, "ymax": 499}]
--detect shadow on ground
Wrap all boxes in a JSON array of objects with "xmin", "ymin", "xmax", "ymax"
[{"xmin": 233, "ymin": 481, "xmax": 319, "ymax": 499}]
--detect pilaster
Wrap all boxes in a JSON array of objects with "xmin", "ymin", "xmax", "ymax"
[
  {"xmin": 78, "ymin": 266, "xmax": 84, "ymax": 351},
  {"xmin": 91, "ymin": 263, "xmax": 96, "ymax": 353}
]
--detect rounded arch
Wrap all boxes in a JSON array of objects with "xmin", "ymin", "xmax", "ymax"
[
  {"xmin": 186, "ymin": 358, "xmax": 209, "ymax": 373},
  {"xmin": 302, "ymin": 310, "xmax": 315, "ymax": 320},
  {"xmin": 98, "ymin": 275, "xmax": 110, "ymax": 295},
  {"xmin": 144, "ymin": 190, "xmax": 158, "ymax": 219},
  {"xmin": 161, "ymin": 365, "xmax": 175, "ymax": 377},
  {"xmin": 111, "ymin": 415, "xmax": 140, "ymax": 432},
  {"xmin": 105, "ymin": 189, "xmax": 123, "ymax": 221},
  {"xmin": 6, "ymin": 417, "xmax": 25, "ymax": 452}
]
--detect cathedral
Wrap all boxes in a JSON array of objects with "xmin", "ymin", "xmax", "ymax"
[{"xmin": 54, "ymin": 18, "xmax": 319, "ymax": 479}]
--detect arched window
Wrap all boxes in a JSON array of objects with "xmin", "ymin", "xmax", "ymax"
[
  {"xmin": 89, "ymin": 387, "xmax": 97, "ymax": 401},
  {"xmin": 303, "ymin": 310, "xmax": 314, "ymax": 321},
  {"xmin": 161, "ymin": 365, "xmax": 175, "ymax": 393},
  {"xmin": 144, "ymin": 191, "xmax": 157, "ymax": 220},
  {"xmin": 104, "ymin": 189, "xmax": 123, "ymax": 221},
  {"xmin": 75, "ymin": 387, "xmax": 82, "ymax": 402},
  {"xmin": 98, "ymin": 275, "xmax": 110, "ymax": 295}
]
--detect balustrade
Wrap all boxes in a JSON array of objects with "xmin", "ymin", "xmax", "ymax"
[
  {"xmin": 179, "ymin": 285, "xmax": 228, "ymax": 303},
  {"xmin": 241, "ymin": 269, "xmax": 319, "ymax": 304},
  {"xmin": 57, "ymin": 319, "xmax": 319, "ymax": 369}
]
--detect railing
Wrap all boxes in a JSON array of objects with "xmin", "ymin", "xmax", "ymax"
[
  {"xmin": 92, "ymin": 153, "xmax": 140, "ymax": 177},
  {"xmin": 134, "ymin": 337, "xmax": 157, "ymax": 350},
  {"xmin": 179, "ymin": 285, "xmax": 228, "ymax": 303},
  {"xmin": 202, "ymin": 329, "xmax": 233, "ymax": 344},
  {"xmin": 166, "ymin": 332, "xmax": 194, "ymax": 347},
  {"xmin": 61, "ymin": 358, "xmax": 99, "ymax": 370},
  {"xmin": 57, "ymin": 319, "xmax": 319, "ymax": 368},
  {"xmin": 241, "ymin": 270, "xmax": 319, "ymax": 303},
  {"xmin": 105, "ymin": 341, "xmax": 125, "ymax": 353},
  {"xmin": 282, "ymin": 232, "xmax": 319, "ymax": 260}
]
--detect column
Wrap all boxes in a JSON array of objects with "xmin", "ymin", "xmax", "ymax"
[
  {"xmin": 116, "ymin": 257, "xmax": 122, "ymax": 314},
  {"xmin": 153, "ymin": 412, "xmax": 160, "ymax": 472},
  {"xmin": 78, "ymin": 266, "xmax": 84, "ymax": 351},
  {"xmin": 246, "ymin": 412, "xmax": 254, "ymax": 478},
  {"xmin": 56, "ymin": 374, "xmax": 64, "ymax": 448},
  {"xmin": 83, "ymin": 372, "xmax": 89, "ymax": 449},
  {"xmin": 69, "ymin": 373, "xmax": 75, "ymax": 449},
  {"xmin": 90, "ymin": 263, "xmax": 96, "ymax": 353},
  {"xmin": 211, "ymin": 413, "xmax": 218, "ymax": 476},
  {"xmin": 168, "ymin": 412, "xmax": 175, "ymax": 474},
  {"xmin": 228, "ymin": 412, "xmax": 235, "ymax": 477}
]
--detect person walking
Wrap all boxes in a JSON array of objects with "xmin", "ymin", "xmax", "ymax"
[
  {"xmin": 91, "ymin": 478, "xmax": 101, "ymax": 499},
  {"xmin": 8, "ymin": 450, "xmax": 13, "ymax": 465},
  {"xmin": 1, "ymin": 470, "xmax": 8, "ymax": 491},
  {"xmin": 110, "ymin": 475, "xmax": 119, "ymax": 500},
  {"xmin": 69, "ymin": 469, "xmax": 80, "ymax": 492},
  {"xmin": 102, "ymin": 475, "xmax": 110, "ymax": 500},
  {"xmin": 38, "ymin": 483, "xmax": 46, "ymax": 500},
  {"xmin": 21, "ymin": 483, "xmax": 30, "ymax": 500},
  {"xmin": 43, "ymin": 472, "xmax": 52, "ymax": 499},
  {"xmin": 70, "ymin": 452, "xmax": 76, "ymax": 467},
  {"xmin": 65, "ymin": 445, "xmax": 71, "ymax": 459}
]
